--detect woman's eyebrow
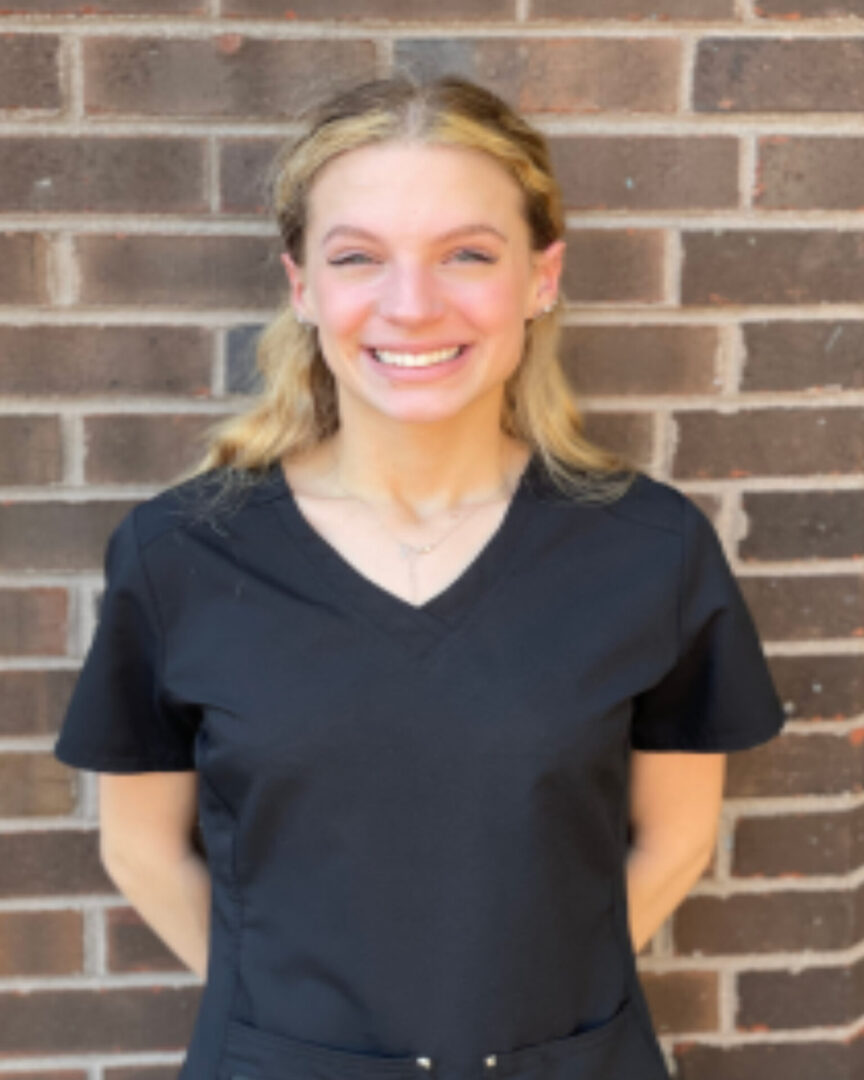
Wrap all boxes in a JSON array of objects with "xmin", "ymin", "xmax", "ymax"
[{"xmin": 321, "ymin": 224, "xmax": 508, "ymax": 244}]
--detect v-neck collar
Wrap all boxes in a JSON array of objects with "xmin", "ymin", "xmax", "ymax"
[{"xmin": 266, "ymin": 451, "xmax": 542, "ymax": 658}]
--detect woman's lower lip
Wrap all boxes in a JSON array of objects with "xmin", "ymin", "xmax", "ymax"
[{"xmin": 363, "ymin": 345, "xmax": 472, "ymax": 382}]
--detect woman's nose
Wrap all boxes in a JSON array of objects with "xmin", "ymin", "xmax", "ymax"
[{"xmin": 377, "ymin": 264, "xmax": 444, "ymax": 323}]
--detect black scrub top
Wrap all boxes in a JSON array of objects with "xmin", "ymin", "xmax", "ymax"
[{"xmin": 53, "ymin": 452, "xmax": 787, "ymax": 1080}]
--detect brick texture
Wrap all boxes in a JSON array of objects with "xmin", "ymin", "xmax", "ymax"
[{"xmin": 1, "ymin": 4, "xmax": 862, "ymax": 1071}]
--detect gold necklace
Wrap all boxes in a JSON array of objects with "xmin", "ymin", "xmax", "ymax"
[{"xmin": 328, "ymin": 464, "xmax": 517, "ymax": 603}]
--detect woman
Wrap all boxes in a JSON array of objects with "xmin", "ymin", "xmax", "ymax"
[{"xmin": 54, "ymin": 75, "xmax": 786, "ymax": 1080}]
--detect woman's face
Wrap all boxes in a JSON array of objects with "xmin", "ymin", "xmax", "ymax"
[{"xmin": 281, "ymin": 139, "xmax": 564, "ymax": 426}]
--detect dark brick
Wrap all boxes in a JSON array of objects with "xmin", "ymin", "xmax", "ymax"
[
  {"xmin": 225, "ymin": 0, "xmax": 515, "ymax": 14},
  {"xmin": 672, "ymin": 407, "xmax": 864, "ymax": 478},
  {"xmin": 107, "ymin": 907, "xmax": 187, "ymax": 973},
  {"xmin": 225, "ymin": 323, "xmax": 266, "ymax": 394},
  {"xmin": 757, "ymin": 137, "xmax": 864, "ymax": 211},
  {"xmin": 672, "ymin": 1037, "xmax": 862, "ymax": 1080},
  {"xmin": 755, "ymin": 0, "xmax": 864, "ymax": 15},
  {"xmin": 0, "ymin": 501, "xmax": 137, "ymax": 573},
  {"xmin": 0, "ymin": 910, "xmax": 82, "ymax": 975},
  {"xmin": 741, "ymin": 490, "xmax": 864, "ymax": 561},
  {"xmin": 0, "ymin": 138, "xmax": 206, "ymax": 214},
  {"xmin": 674, "ymin": 888, "xmax": 861, "ymax": 953},
  {"xmin": 76, "ymin": 234, "xmax": 282, "ymax": 308},
  {"xmin": 734, "ymin": 804, "xmax": 864, "ymax": 876},
  {"xmin": 682, "ymin": 230, "xmax": 864, "ymax": 306},
  {"xmin": 0, "ymin": 416, "xmax": 62, "ymax": 484},
  {"xmin": 0, "ymin": 35, "xmax": 61, "ymax": 110},
  {"xmin": 0, "ymin": 830, "xmax": 111, "ymax": 898},
  {"xmin": 550, "ymin": 136, "xmax": 737, "ymax": 211},
  {"xmin": 533, "ymin": 0, "xmax": 732, "ymax": 13},
  {"xmin": 0, "ymin": 590, "xmax": 67, "ymax": 657},
  {"xmin": 0, "ymin": 669, "xmax": 79, "ymax": 738},
  {"xmin": 0, "ymin": 985, "xmax": 201, "ymax": 1055},
  {"xmin": 726, "ymin": 731, "xmax": 864, "ymax": 799},
  {"xmin": 0, "ymin": 233, "xmax": 50, "ymax": 305},
  {"xmin": 695, "ymin": 39, "xmax": 864, "ymax": 113},
  {"xmin": 739, "ymin": 574, "xmax": 864, "ymax": 642},
  {"xmin": 581, "ymin": 411, "xmax": 655, "ymax": 469},
  {"xmin": 562, "ymin": 229, "xmax": 665, "ymax": 303},
  {"xmin": 394, "ymin": 38, "xmax": 681, "ymax": 114},
  {"xmin": 83, "ymin": 37, "xmax": 377, "ymax": 119},
  {"xmin": 220, "ymin": 138, "xmax": 280, "ymax": 215},
  {"xmin": 738, "ymin": 955, "xmax": 864, "ymax": 1030},
  {"xmin": 741, "ymin": 321, "xmax": 864, "ymax": 392},
  {"xmin": 84, "ymin": 414, "xmax": 224, "ymax": 484},
  {"xmin": 0, "ymin": 326, "xmax": 213, "ymax": 397},
  {"xmin": 768, "ymin": 655, "xmax": 863, "ymax": 723},
  {"xmin": 561, "ymin": 325, "xmax": 720, "ymax": 396},
  {"xmin": 637, "ymin": 970, "xmax": 719, "ymax": 1035}
]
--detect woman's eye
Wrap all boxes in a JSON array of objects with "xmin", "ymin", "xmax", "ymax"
[
  {"xmin": 450, "ymin": 248, "xmax": 497, "ymax": 264},
  {"xmin": 328, "ymin": 253, "xmax": 373, "ymax": 266}
]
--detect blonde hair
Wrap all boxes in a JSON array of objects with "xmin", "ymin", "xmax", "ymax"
[{"xmin": 172, "ymin": 74, "xmax": 639, "ymax": 514}]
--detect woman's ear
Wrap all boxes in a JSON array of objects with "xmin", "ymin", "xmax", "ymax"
[
  {"xmin": 530, "ymin": 239, "xmax": 566, "ymax": 314},
  {"xmin": 280, "ymin": 252, "xmax": 313, "ymax": 323}
]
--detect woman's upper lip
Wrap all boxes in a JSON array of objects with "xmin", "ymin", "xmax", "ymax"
[{"xmin": 366, "ymin": 343, "xmax": 468, "ymax": 353}]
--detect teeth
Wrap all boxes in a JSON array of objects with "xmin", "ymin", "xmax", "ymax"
[{"xmin": 372, "ymin": 346, "xmax": 462, "ymax": 368}]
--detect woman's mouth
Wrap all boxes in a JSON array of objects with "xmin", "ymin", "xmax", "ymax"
[
  {"xmin": 362, "ymin": 343, "xmax": 473, "ymax": 382},
  {"xmin": 368, "ymin": 344, "xmax": 468, "ymax": 368}
]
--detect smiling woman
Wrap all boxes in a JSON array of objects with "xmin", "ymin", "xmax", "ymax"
[{"xmin": 52, "ymin": 73, "xmax": 787, "ymax": 1080}]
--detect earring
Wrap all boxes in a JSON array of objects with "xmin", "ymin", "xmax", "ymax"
[{"xmin": 535, "ymin": 299, "xmax": 557, "ymax": 318}]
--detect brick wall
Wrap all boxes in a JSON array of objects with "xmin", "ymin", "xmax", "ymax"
[{"xmin": 0, "ymin": 3, "xmax": 862, "ymax": 1078}]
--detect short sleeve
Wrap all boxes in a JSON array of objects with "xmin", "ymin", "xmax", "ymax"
[
  {"xmin": 53, "ymin": 508, "xmax": 199, "ymax": 773},
  {"xmin": 630, "ymin": 495, "xmax": 787, "ymax": 752}
]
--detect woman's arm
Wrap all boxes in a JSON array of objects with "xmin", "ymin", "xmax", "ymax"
[
  {"xmin": 625, "ymin": 751, "xmax": 727, "ymax": 953},
  {"xmin": 99, "ymin": 771, "xmax": 211, "ymax": 979}
]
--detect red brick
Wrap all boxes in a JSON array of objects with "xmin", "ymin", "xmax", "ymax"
[
  {"xmin": 533, "ymin": 0, "xmax": 732, "ymax": 13},
  {"xmin": 674, "ymin": 887, "xmax": 861, "ymax": 953},
  {"xmin": 107, "ymin": 907, "xmax": 188, "ymax": 973},
  {"xmin": 757, "ymin": 137, "xmax": 864, "ymax": 211},
  {"xmin": 394, "ymin": 38, "xmax": 681, "ymax": 113},
  {"xmin": 581, "ymin": 411, "xmax": 654, "ymax": 469},
  {"xmin": 0, "ymin": 233, "xmax": 50, "ymax": 305},
  {"xmin": 741, "ymin": 321, "xmax": 864, "ymax": 392},
  {"xmin": 0, "ymin": 590, "xmax": 67, "ymax": 656},
  {"xmin": 734, "ymin": 804, "xmax": 864, "ymax": 876},
  {"xmin": 0, "ymin": 910, "xmax": 83, "ymax": 975},
  {"xmin": 740, "ymin": 490, "xmax": 864, "ymax": 561},
  {"xmin": 0, "ymin": 138, "xmax": 206, "ymax": 214},
  {"xmin": 0, "ymin": 326, "xmax": 213, "ymax": 397},
  {"xmin": 0, "ymin": 501, "xmax": 137, "ymax": 574},
  {"xmin": 550, "ymin": 136, "xmax": 737, "ymax": 211},
  {"xmin": 0, "ymin": 35, "xmax": 61, "ymax": 110},
  {"xmin": 0, "ymin": 986, "xmax": 201, "ymax": 1055},
  {"xmin": 672, "ymin": 407, "xmax": 864, "ymax": 478},
  {"xmin": 0, "ymin": 752, "xmax": 78, "ymax": 816},
  {"xmin": 561, "ymin": 325, "xmax": 720, "ymax": 396},
  {"xmin": 84, "ymin": 413, "xmax": 225, "ymax": 484},
  {"xmin": 738, "ymin": 956, "xmax": 864, "ymax": 1030},
  {"xmin": 0, "ymin": 415, "xmax": 62, "ymax": 484},
  {"xmin": 76, "ymin": 234, "xmax": 282, "ymax": 308},
  {"xmin": 562, "ymin": 229, "xmax": 665, "ymax": 303},
  {"xmin": 695, "ymin": 39, "xmax": 864, "ymax": 112},
  {"xmin": 220, "ymin": 137, "xmax": 280, "ymax": 216},
  {"xmin": 0, "ymin": 669, "xmax": 79, "ymax": 737},
  {"xmin": 226, "ymin": 0, "xmax": 514, "ymax": 14},
  {"xmin": 83, "ymin": 37, "xmax": 377, "ymax": 119},
  {"xmin": 682, "ymin": 230, "xmax": 864, "ymax": 306},
  {"xmin": 3, "ymin": 0, "xmax": 202, "ymax": 9}
]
